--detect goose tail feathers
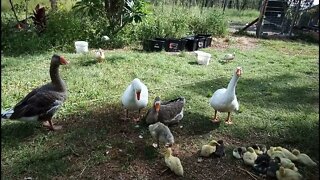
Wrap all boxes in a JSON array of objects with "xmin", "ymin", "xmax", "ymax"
[
  {"xmin": 165, "ymin": 97, "xmax": 186, "ymax": 104},
  {"xmin": 1, "ymin": 109, "xmax": 13, "ymax": 120}
]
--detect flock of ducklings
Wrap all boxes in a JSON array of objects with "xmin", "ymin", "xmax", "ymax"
[{"xmin": 232, "ymin": 144, "xmax": 317, "ymax": 179}]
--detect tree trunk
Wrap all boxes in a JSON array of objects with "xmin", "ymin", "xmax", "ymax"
[
  {"xmin": 223, "ymin": 0, "xmax": 227, "ymax": 13},
  {"xmin": 256, "ymin": 0, "xmax": 269, "ymax": 38},
  {"xmin": 236, "ymin": 0, "xmax": 239, "ymax": 10},
  {"xmin": 49, "ymin": 0, "xmax": 58, "ymax": 11},
  {"xmin": 9, "ymin": 0, "xmax": 20, "ymax": 24},
  {"xmin": 289, "ymin": 0, "xmax": 302, "ymax": 36},
  {"xmin": 241, "ymin": 0, "xmax": 247, "ymax": 10}
]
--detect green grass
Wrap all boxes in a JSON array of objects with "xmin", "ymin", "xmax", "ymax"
[
  {"xmin": 224, "ymin": 8, "xmax": 260, "ymax": 24},
  {"xmin": 1, "ymin": 37, "xmax": 319, "ymax": 179}
]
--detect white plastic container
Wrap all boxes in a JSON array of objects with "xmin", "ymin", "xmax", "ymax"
[
  {"xmin": 195, "ymin": 51, "xmax": 212, "ymax": 65},
  {"xmin": 75, "ymin": 41, "xmax": 88, "ymax": 53}
]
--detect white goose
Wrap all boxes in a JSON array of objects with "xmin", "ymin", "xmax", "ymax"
[
  {"xmin": 121, "ymin": 78, "xmax": 148, "ymax": 121},
  {"xmin": 209, "ymin": 67, "xmax": 242, "ymax": 124}
]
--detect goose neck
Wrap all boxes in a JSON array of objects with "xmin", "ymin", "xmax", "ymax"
[
  {"xmin": 226, "ymin": 74, "xmax": 239, "ymax": 95},
  {"xmin": 50, "ymin": 63, "xmax": 66, "ymax": 91}
]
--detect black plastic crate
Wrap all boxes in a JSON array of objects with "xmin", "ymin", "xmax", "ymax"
[
  {"xmin": 196, "ymin": 34, "xmax": 212, "ymax": 48},
  {"xmin": 155, "ymin": 38, "xmax": 186, "ymax": 52},
  {"xmin": 143, "ymin": 39, "xmax": 165, "ymax": 52},
  {"xmin": 184, "ymin": 36, "xmax": 199, "ymax": 51},
  {"xmin": 196, "ymin": 37, "xmax": 206, "ymax": 49}
]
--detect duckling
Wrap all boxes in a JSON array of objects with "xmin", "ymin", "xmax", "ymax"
[
  {"xmin": 252, "ymin": 144, "xmax": 267, "ymax": 155},
  {"xmin": 163, "ymin": 147, "xmax": 184, "ymax": 176},
  {"xmin": 276, "ymin": 166, "xmax": 303, "ymax": 180},
  {"xmin": 292, "ymin": 149, "xmax": 317, "ymax": 167},
  {"xmin": 266, "ymin": 157, "xmax": 281, "ymax": 178},
  {"xmin": 233, "ymin": 147, "xmax": 247, "ymax": 159},
  {"xmin": 268, "ymin": 147, "xmax": 286, "ymax": 159},
  {"xmin": 200, "ymin": 140, "xmax": 220, "ymax": 157},
  {"xmin": 253, "ymin": 154, "xmax": 270, "ymax": 175},
  {"xmin": 276, "ymin": 146, "xmax": 298, "ymax": 161},
  {"xmin": 95, "ymin": 48, "xmax": 105, "ymax": 62},
  {"xmin": 149, "ymin": 122, "xmax": 174, "ymax": 148},
  {"xmin": 278, "ymin": 157, "xmax": 298, "ymax": 171},
  {"xmin": 243, "ymin": 147, "xmax": 258, "ymax": 166},
  {"xmin": 214, "ymin": 140, "xmax": 225, "ymax": 158},
  {"xmin": 267, "ymin": 146, "xmax": 275, "ymax": 156}
]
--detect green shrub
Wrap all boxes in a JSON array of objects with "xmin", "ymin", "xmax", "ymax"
[
  {"xmin": 2, "ymin": 5, "xmax": 228, "ymax": 55},
  {"xmin": 189, "ymin": 9, "xmax": 227, "ymax": 36},
  {"xmin": 132, "ymin": 6, "xmax": 227, "ymax": 41}
]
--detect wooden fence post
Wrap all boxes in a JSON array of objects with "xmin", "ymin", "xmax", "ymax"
[{"xmin": 256, "ymin": 0, "xmax": 269, "ymax": 38}]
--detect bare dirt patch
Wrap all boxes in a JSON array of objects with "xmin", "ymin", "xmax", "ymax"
[
  {"xmin": 45, "ymin": 104, "xmax": 319, "ymax": 180},
  {"xmin": 211, "ymin": 36, "xmax": 259, "ymax": 51}
]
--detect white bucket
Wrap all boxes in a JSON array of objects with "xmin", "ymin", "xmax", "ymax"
[
  {"xmin": 75, "ymin": 41, "xmax": 88, "ymax": 53},
  {"xmin": 195, "ymin": 51, "xmax": 212, "ymax": 65}
]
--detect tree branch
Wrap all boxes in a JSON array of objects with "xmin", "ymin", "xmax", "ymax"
[{"xmin": 9, "ymin": 0, "xmax": 20, "ymax": 24}]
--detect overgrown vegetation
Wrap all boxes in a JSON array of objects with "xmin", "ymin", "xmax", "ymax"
[{"xmin": 2, "ymin": 1, "xmax": 229, "ymax": 55}]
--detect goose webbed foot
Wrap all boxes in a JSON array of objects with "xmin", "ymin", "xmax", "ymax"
[
  {"xmin": 211, "ymin": 117, "xmax": 220, "ymax": 123},
  {"xmin": 211, "ymin": 110, "xmax": 220, "ymax": 123},
  {"xmin": 211, "ymin": 118, "xmax": 220, "ymax": 123},
  {"xmin": 225, "ymin": 120, "xmax": 233, "ymax": 125},
  {"xmin": 42, "ymin": 120, "xmax": 62, "ymax": 131},
  {"xmin": 225, "ymin": 112, "xmax": 233, "ymax": 125}
]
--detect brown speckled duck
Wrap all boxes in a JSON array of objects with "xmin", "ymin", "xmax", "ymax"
[
  {"xmin": 144, "ymin": 96, "xmax": 185, "ymax": 125},
  {"xmin": 1, "ymin": 54, "xmax": 69, "ymax": 131}
]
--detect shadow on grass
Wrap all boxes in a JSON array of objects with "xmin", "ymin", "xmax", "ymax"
[
  {"xmin": 1, "ymin": 121, "xmax": 40, "ymax": 148},
  {"xmin": 1, "ymin": 103, "xmax": 163, "ymax": 178},
  {"xmin": 188, "ymin": 61, "xmax": 199, "ymax": 65},
  {"xmin": 182, "ymin": 73, "xmax": 318, "ymax": 113},
  {"xmin": 107, "ymin": 55, "xmax": 127, "ymax": 63},
  {"xmin": 181, "ymin": 111, "xmax": 220, "ymax": 135}
]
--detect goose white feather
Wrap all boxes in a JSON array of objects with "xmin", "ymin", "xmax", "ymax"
[
  {"xmin": 121, "ymin": 78, "xmax": 148, "ymax": 111},
  {"xmin": 210, "ymin": 67, "xmax": 242, "ymax": 124}
]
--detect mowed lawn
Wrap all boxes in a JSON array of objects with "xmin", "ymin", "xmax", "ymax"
[{"xmin": 1, "ymin": 36, "xmax": 319, "ymax": 179}]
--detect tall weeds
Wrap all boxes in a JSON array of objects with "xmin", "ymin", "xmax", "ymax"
[{"xmin": 2, "ymin": 4, "xmax": 228, "ymax": 55}]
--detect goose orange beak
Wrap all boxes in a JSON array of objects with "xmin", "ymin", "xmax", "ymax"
[
  {"xmin": 136, "ymin": 91, "xmax": 141, "ymax": 100},
  {"xmin": 236, "ymin": 68, "xmax": 242, "ymax": 76},
  {"xmin": 155, "ymin": 102, "xmax": 160, "ymax": 112},
  {"xmin": 60, "ymin": 56, "xmax": 69, "ymax": 65}
]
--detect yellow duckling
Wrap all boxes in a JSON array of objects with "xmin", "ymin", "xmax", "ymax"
[
  {"xmin": 233, "ymin": 147, "xmax": 247, "ymax": 159},
  {"xmin": 267, "ymin": 147, "xmax": 277, "ymax": 156},
  {"xmin": 252, "ymin": 144, "xmax": 266, "ymax": 155},
  {"xmin": 268, "ymin": 147, "xmax": 286, "ymax": 159},
  {"xmin": 200, "ymin": 140, "xmax": 220, "ymax": 157},
  {"xmin": 292, "ymin": 149, "xmax": 317, "ymax": 167},
  {"xmin": 163, "ymin": 148, "xmax": 184, "ymax": 176},
  {"xmin": 276, "ymin": 166, "xmax": 303, "ymax": 180},
  {"xmin": 276, "ymin": 146, "xmax": 298, "ymax": 161},
  {"xmin": 278, "ymin": 157, "xmax": 298, "ymax": 171},
  {"xmin": 243, "ymin": 147, "xmax": 258, "ymax": 166}
]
